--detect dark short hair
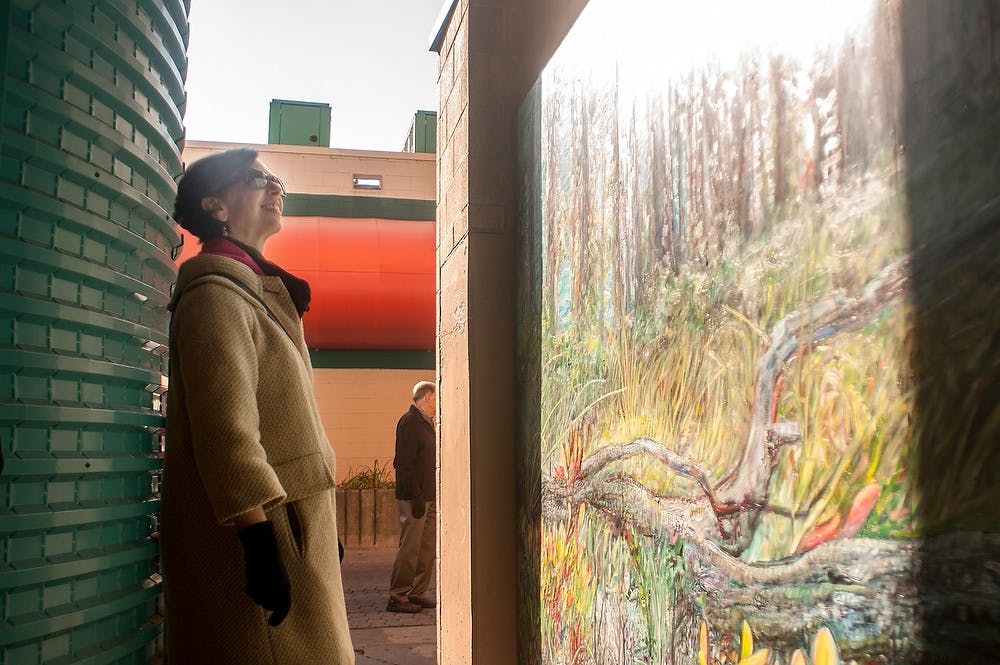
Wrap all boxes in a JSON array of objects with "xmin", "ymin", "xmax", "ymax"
[{"xmin": 172, "ymin": 148, "xmax": 258, "ymax": 242}]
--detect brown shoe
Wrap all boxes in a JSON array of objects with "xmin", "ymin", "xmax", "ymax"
[
  {"xmin": 409, "ymin": 595, "xmax": 437, "ymax": 609},
  {"xmin": 386, "ymin": 597, "xmax": 422, "ymax": 613}
]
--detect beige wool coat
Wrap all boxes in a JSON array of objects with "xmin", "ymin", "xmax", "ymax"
[{"xmin": 162, "ymin": 254, "xmax": 354, "ymax": 664}]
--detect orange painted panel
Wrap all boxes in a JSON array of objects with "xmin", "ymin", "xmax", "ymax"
[{"xmin": 175, "ymin": 216, "xmax": 435, "ymax": 350}]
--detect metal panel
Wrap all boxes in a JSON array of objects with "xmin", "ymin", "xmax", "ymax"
[
  {"xmin": 268, "ymin": 98, "xmax": 331, "ymax": 147},
  {"xmin": 413, "ymin": 110, "xmax": 437, "ymax": 154},
  {"xmin": 0, "ymin": 0, "xmax": 187, "ymax": 662}
]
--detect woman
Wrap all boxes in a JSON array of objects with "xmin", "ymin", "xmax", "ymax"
[{"xmin": 162, "ymin": 148, "xmax": 354, "ymax": 663}]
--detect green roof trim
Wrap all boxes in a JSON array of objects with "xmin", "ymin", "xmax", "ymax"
[
  {"xmin": 309, "ymin": 349, "xmax": 435, "ymax": 370},
  {"xmin": 283, "ymin": 194, "xmax": 436, "ymax": 221}
]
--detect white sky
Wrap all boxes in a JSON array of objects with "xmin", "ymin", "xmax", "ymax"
[
  {"xmin": 183, "ymin": 0, "xmax": 444, "ymax": 152},
  {"xmin": 556, "ymin": 0, "xmax": 875, "ymax": 84},
  {"xmin": 558, "ymin": 0, "xmax": 878, "ymax": 82}
]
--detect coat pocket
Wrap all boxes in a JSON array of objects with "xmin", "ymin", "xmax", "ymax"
[{"xmin": 285, "ymin": 501, "xmax": 306, "ymax": 557}]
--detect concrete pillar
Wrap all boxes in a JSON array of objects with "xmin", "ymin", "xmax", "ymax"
[{"xmin": 432, "ymin": 1, "xmax": 590, "ymax": 663}]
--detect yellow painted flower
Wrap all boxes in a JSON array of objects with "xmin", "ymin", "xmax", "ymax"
[
  {"xmin": 812, "ymin": 626, "xmax": 840, "ymax": 665},
  {"xmin": 699, "ymin": 619, "xmax": 709, "ymax": 665},
  {"xmin": 740, "ymin": 620, "xmax": 754, "ymax": 661},
  {"xmin": 699, "ymin": 619, "xmax": 840, "ymax": 665},
  {"xmin": 738, "ymin": 649, "xmax": 770, "ymax": 665}
]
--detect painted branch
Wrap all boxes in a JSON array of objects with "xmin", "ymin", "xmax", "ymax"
[
  {"xmin": 540, "ymin": 471, "xmax": 1000, "ymax": 661},
  {"xmin": 680, "ymin": 530, "xmax": 1000, "ymax": 662},
  {"xmin": 545, "ymin": 471, "xmax": 908, "ymax": 587},
  {"xmin": 574, "ymin": 436, "xmax": 801, "ymax": 539},
  {"xmin": 567, "ymin": 473, "xmax": 922, "ymax": 651},
  {"xmin": 720, "ymin": 257, "xmax": 910, "ymax": 505},
  {"xmin": 576, "ymin": 437, "xmax": 721, "ymax": 510},
  {"xmin": 554, "ymin": 261, "xmax": 910, "ymax": 549}
]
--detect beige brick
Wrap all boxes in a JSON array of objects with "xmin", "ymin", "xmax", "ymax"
[
  {"xmin": 439, "ymin": 240, "xmax": 469, "ymax": 344},
  {"xmin": 436, "ymin": 200, "xmax": 450, "ymax": 248},
  {"xmin": 452, "ymin": 205, "xmax": 470, "ymax": 252},
  {"xmin": 311, "ymin": 368, "xmax": 435, "ymax": 483},
  {"xmin": 451, "ymin": 103, "xmax": 470, "ymax": 161},
  {"xmin": 444, "ymin": 155, "xmax": 470, "ymax": 219},
  {"xmin": 443, "ymin": 90, "xmax": 468, "ymax": 151}
]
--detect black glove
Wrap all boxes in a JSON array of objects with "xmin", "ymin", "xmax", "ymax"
[
  {"xmin": 411, "ymin": 495, "xmax": 426, "ymax": 519},
  {"xmin": 237, "ymin": 521, "xmax": 291, "ymax": 626}
]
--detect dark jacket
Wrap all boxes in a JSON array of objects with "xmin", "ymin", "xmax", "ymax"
[{"xmin": 393, "ymin": 404, "xmax": 435, "ymax": 501}]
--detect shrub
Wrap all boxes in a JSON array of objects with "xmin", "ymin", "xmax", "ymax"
[{"xmin": 339, "ymin": 459, "xmax": 395, "ymax": 489}]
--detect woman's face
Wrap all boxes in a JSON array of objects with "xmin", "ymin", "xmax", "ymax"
[{"xmin": 209, "ymin": 159, "xmax": 286, "ymax": 250}]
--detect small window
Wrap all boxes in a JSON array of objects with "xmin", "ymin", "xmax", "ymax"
[{"xmin": 353, "ymin": 174, "xmax": 382, "ymax": 190}]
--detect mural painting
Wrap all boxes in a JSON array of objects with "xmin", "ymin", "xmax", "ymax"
[{"xmin": 517, "ymin": 1, "xmax": 998, "ymax": 663}]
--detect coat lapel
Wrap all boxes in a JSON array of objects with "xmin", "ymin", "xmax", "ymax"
[{"xmin": 260, "ymin": 279, "xmax": 302, "ymax": 340}]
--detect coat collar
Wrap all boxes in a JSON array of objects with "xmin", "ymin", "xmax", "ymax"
[
  {"xmin": 169, "ymin": 255, "xmax": 303, "ymax": 347},
  {"xmin": 409, "ymin": 403, "xmax": 434, "ymax": 426},
  {"xmin": 171, "ymin": 254, "xmax": 264, "ymax": 310}
]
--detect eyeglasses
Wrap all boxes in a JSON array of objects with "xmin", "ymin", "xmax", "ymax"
[
  {"xmin": 243, "ymin": 169, "xmax": 287, "ymax": 197},
  {"xmin": 216, "ymin": 168, "xmax": 287, "ymax": 197}
]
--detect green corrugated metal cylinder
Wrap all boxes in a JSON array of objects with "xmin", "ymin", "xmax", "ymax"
[{"xmin": 0, "ymin": 1, "xmax": 187, "ymax": 663}]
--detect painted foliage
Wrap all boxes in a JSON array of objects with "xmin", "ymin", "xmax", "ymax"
[{"xmin": 517, "ymin": 0, "xmax": 999, "ymax": 663}]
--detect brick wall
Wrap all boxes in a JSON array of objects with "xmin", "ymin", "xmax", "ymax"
[{"xmin": 312, "ymin": 368, "xmax": 435, "ymax": 483}]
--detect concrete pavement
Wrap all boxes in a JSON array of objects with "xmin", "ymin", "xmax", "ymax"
[{"xmin": 341, "ymin": 547, "xmax": 436, "ymax": 665}]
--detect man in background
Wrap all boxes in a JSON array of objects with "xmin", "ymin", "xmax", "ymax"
[{"xmin": 387, "ymin": 381, "xmax": 437, "ymax": 613}]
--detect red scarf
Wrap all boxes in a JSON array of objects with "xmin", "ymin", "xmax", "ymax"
[{"xmin": 199, "ymin": 237, "xmax": 265, "ymax": 274}]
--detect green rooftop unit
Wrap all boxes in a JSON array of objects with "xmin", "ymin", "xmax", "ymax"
[
  {"xmin": 268, "ymin": 99, "xmax": 331, "ymax": 147},
  {"xmin": 403, "ymin": 110, "xmax": 437, "ymax": 154}
]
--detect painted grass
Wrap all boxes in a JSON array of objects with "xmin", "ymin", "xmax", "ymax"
[{"xmin": 537, "ymin": 175, "xmax": 932, "ymax": 661}]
